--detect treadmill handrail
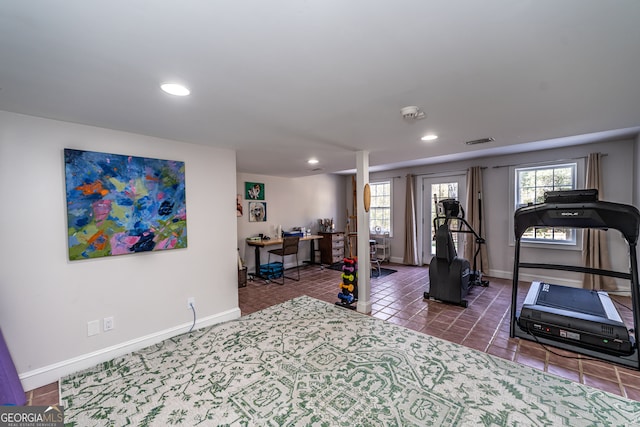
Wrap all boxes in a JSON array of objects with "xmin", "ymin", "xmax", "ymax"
[
  {"xmin": 517, "ymin": 262, "xmax": 632, "ymax": 281},
  {"xmin": 514, "ymin": 200, "xmax": 640, "ymax": 244}
]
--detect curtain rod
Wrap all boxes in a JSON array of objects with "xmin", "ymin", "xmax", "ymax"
[
  {"xmin": 412, "ymin": 166, "xmax": 487, "ymax": 178},
  {"xmin": 371, "ymin": 175, "xmax": 402, "ymax": 180},
  {"xmin": 492, "ymin": 153, "xmax": 607, "ymax": 169}
]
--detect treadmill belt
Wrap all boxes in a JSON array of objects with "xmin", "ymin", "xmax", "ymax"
[{"xmin": 535, "ymin": 283, "xmax": 606, "ymax": 318}]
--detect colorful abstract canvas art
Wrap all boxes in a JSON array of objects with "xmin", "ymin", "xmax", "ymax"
[{"xmin": 64, "ymin": 149, "xmax": 187, "ymax": 260}]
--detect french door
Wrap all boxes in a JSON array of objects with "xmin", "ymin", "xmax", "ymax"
[{"xmin": 421, "ymin": 174, "xmax": 466, "ymax": 264}]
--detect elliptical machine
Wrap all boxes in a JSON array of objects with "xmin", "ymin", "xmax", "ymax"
[{"xmin": 424, "ymin": 198, "xmax": 488, "ymax": 308}]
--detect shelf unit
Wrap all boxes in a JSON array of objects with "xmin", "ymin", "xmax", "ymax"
[
  {"xmin": 371, "ymin": 233, "xmax": 390, "ymax": 262},
  {"xmin": 319, "ymin": 232, "xmax": 345, "ymax": 265}
]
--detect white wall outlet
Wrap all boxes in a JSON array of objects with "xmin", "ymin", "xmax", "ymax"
[
  {"xmin": 87, "ymin": 320, "xmax": 100, "ymax": 336},
  {"xmin": 187, "ymin": 297, "xmax": 195, "ymax": 309},
  {"xmin": 103, "ymin": 316, "xmax": 114, "ymax": 331}
]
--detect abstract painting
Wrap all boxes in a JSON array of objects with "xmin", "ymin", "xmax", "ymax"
[{"xmin": 64, "ymin": 149, "xmax": 187, "ymax": 260}]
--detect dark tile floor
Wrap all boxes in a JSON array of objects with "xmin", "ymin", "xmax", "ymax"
[
  {"xmin": 239, "ymin": 262, "xmax": 640, "ymax": 402},
  {"xmin": 27, "ymin": 262, "xmax": 640, "ymax": 405}
]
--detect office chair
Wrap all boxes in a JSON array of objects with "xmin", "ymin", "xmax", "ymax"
[{"xmin": 267, "ymin": 236, "xmax": 300, "ymax": 285}]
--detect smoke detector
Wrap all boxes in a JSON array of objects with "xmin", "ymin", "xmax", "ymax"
[{"xmin": 400, "ymin": 106, "xmax": 426, "ymax": 120}]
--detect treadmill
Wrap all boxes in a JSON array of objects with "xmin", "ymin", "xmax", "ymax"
[{"xmin": 510, "ymin": 189, "xmax": 640, "ymax": 369}]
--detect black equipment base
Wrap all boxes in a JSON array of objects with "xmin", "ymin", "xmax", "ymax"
[
  {"xmin": 516, "ymin": 282, "xmax": 634, "ymax": 357},
  {"xmin": 335, "ymin": 302, "xmax": 357, "ymax": 310},
  {"xmin": 513, "ymin": 326, "xmax": 639, "ymax": 369}
]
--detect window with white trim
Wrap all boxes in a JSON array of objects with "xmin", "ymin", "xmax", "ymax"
[
  {"xmin": 515, "ymin": 162, "xmax": 577, "ymax": 244},
  {"xmin": 369, "ymin": 180, "xmax": 392, "ymax": 235}
]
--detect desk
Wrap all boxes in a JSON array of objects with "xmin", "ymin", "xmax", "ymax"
[{"xmin": 246, "ymin": 235, "xmax": 323, "ymax": 278}]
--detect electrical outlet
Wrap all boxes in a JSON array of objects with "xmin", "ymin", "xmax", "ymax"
[
  {"xmin": 187, "ymin": 297, "xmax": 195, "ymax": 309},
  {"xmin": 103, "ymin": 316, "xmax": 114, "ymax": 331},
  {"xmin": 88, "ymin": 320, "xmax": 100, "ymax": 337}
]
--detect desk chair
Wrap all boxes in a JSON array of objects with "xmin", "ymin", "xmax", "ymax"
[
  {"xmin": 267, "ymin": 236, "xmax": 300, "ymax": 285},
  {"xmin": 370, "ymin": 239, "xmax": 381, "ymax": 277}
]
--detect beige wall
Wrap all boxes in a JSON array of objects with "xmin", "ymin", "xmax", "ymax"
[
  {"xmin": 236, "ymin": 172, "xmax": 347, "ymax": 274},
  {"xmin": 370, "ymin": 138, "xmax": 636, "ymax": 288},
  {"xmin": 0, "ymin": 111, "xmax": 240, "ymax": 390}
]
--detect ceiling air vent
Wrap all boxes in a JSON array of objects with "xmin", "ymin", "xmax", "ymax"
[{"xmin": 465, "ymin": 137, "xmax": 495, "ymax": 145}]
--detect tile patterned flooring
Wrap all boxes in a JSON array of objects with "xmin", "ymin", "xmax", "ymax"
[{"xmin": 26, "ymin": 262, "xmax": 640, "ymax": 405}]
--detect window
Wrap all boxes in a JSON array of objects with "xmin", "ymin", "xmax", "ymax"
[
  {"xmin": 369, "ymin": 180, "xmax": 392, "ymax": 235},
  {"xmin": 515, "ymin": 162, "xmax": 577, "ymax": 244}
]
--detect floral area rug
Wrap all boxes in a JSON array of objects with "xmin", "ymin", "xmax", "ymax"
[{"xmin": 60, "ymin": 296, "xmax": 640, "ymax": 426}]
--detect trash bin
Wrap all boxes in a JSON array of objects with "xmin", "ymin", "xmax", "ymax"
[{"xmin": 238, "ymin": 267, "xmax": 248, "ymax": 287}]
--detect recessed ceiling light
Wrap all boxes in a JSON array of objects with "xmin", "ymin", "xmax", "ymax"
[
  {"xmin": 161, "ymin": 83, "xmax": 190, "ymax": 96},
  {"xmin": 421, "ymin": 134, "xmax": 438, "ymax": 141},
  {"xmin": 308, "ymin": 158, "xmax": 319, "ymax": 164}
]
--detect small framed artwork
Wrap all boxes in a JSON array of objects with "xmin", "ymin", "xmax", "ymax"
[
  {"xmin": 236, "ymin": 194, "xmax": 243, "ymax": 217},
  {"xmin": 248, "ymin": 201, "xmax": 267, "ymax": 222},
  {"xmin": 245, "ymin": 182, "xmax": 265, "ymax": 200}
]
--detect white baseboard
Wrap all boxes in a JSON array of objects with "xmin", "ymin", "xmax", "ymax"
[
  {"xmin": 488, "ymin": 269, "xmax": 631, "ymax": 296},
  {"xmin": 489, "ymin": 268, "xmax": 583, "ymax": 287},
  {"xmin": 19, "ymin": 307, "xmax": 241, "ymax": 392}
]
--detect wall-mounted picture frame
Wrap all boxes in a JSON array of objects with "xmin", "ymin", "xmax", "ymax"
[
  {"xmin": 236, "ymin": 194, "xmax": 243, "ymax": 217},
  {"xmin": 248, "ymin": 201, "xmax": 267, "ymax": 222},
  {"xmin": 64, "ymin": 148, "xmax": 187, "ymax": 260},
  {"xmin": 245, "ymin": 182, "xmax": 265, "ymax": 200}
]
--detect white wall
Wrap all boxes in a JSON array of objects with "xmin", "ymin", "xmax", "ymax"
[
  {"xmin": 0, "ymin": 111, "xmax": 240, "ymax": 390},
  {"xmin": 370, "ymin": 138, "xmax": 636, "ymax": 289},
  {"xmin": 635, "ymin": 134, "xmax": 640, "ymax": 207},
  {"xmin": 483, "ymin": 140, "xmax": 633, "ymax": 287},
  {"xmin": 237, "ymin": 173, "xmax": 346, "ymax": 273}
]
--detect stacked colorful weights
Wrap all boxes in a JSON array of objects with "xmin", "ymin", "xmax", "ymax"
[{"xmin": 337, "ymin": 257, "xmax": 358, "ymax": 308}]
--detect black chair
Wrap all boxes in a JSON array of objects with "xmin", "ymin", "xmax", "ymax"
[
  {"xmin": 425, "ymin": 224, "xmax": 471, "ymax": 307},
  {"xmin": 267, "ymin": 236, "xmax": 300, "ymax": 285}
]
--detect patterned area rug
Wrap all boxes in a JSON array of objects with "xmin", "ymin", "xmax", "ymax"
[{"xmin": 60, "ymin": 296, "xmax": 640, "ymax": 426}]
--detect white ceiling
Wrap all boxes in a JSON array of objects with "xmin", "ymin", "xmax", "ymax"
[{"xmin": 1, "ymin": 1, "xmax": 639, "ymax": 177}]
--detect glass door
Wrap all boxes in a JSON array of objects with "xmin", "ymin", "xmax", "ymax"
[{"xmin": 422, "ymin": 175, "xmax": 466, "ymax": 264}]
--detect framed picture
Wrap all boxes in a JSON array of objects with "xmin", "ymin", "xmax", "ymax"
[
  {"xmin": 248, "ymin": 201, "xmax": 267, "ymax": 222},
  {"xmin": 236, "ymin": 194, "xmax": 243, "ymax": 217},
  {"xmin": 245, "ymin": 182, "xmax": 265, "ymax": 200},
  {"xmin": 64, "ymin": 148, "xmax": 187, "ymax": 260}
]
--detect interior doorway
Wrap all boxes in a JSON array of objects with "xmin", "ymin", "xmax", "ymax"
[{"xmin": 421, "ymin": 174, "xmax": 467, "ymax": 264}]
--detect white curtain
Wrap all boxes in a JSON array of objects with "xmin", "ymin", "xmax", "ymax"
[
  {"xmin": 403, "ymin": 174, "xmax": 420, "ymax": 265},
  {"xmin": 464, "ymin": 166, "xmax": 489, "ymax": 274},
  {"xmin": 582, "ymin": 153, "xmax": 615, "ymax": 290}
]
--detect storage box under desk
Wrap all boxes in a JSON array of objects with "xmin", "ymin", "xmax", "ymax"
[{"xmin": 259, "ymin": 262, "xmax": 283, "ymax": 279}]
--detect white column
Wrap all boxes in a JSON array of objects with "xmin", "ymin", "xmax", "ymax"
[{"xmin": 356, "ymin": 151, "xmax": 371, "ymax": 314}]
